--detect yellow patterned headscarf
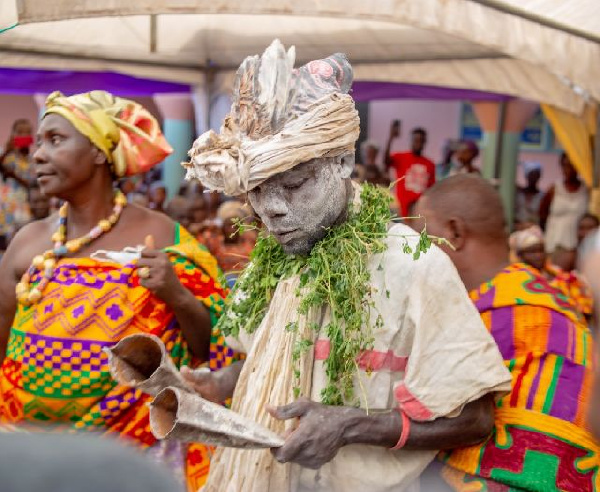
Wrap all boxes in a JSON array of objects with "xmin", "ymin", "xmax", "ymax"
[{"xmin": 44, "ymin": 90, "xmax": 172, "ymax": 177}]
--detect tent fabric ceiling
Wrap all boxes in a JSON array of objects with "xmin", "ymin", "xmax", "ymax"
[
  {"xmin": 474, "ymin": 0, "xmax": 600, "ymax": 39},
  {"xmin": 2, "ymin": 0, "xmax": 598, "ymax": 113}
]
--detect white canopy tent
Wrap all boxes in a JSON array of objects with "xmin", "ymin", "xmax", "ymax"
[{"xmin": 0, "ymin": 0, "xmax": 598, "ymax": 115}]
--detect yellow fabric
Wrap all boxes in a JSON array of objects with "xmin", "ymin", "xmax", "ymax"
[
  {"xmin": 44, "ymin": 90, "xmax": 172, "ymax": 177},
  {"xmin": 542, "ymin": 103, "xmax": 594, "ymax": 188}
]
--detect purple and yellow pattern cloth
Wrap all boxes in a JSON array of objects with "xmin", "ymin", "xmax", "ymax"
[
  {"xmin": 441, "ymin": 263, "xmax": 599, "ymax": 491},
  {"xmin": 0, "ymin": 225, "xmax": 237, "ymax": 491}
]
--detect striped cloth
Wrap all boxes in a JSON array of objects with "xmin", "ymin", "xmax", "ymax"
[
  {"xmin": 441, "ymin": 263, "xmax": 599, "ymax": 491},
  {"xmin": 0, "ymin": 225, "xmax": 238, "ymax": 492}
]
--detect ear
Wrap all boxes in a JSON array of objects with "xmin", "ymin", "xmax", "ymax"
[
  {"xmin": 447, "ymin": 217, "xmax": 467, "ymax": 251},
  {"xmin": 338, "ymin": 153, "xmax": 355, "ymax": 179},
  {"xmin": 91, "ymin": 146, "xmax": 107, "ymax": 166}
]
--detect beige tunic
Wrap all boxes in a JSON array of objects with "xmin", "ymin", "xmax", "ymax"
[{"xmin": 204, "ymin": 223, "xmax": 511, "ymax": 492}]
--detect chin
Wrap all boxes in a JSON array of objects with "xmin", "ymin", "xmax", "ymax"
[
  {"xmin": 37, "ymin": 179, "xmax": 64, "ymax": 198},
  {"xmin": 280, "ymin": 238, "xmax": 314, "ymax": 256}
]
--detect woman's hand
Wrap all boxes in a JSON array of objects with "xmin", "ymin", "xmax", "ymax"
[{"xmin": 136, "ymin": 235, "xmax": 187, "ymax": 305}]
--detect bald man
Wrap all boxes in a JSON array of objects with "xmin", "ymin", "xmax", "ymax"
[{"xmin": 415, "ymin": 175, "xmax": 599, "ymax": 492}]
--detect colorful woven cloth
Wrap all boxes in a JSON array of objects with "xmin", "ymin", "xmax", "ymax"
[
  {"xmin": 44, "ymin": 90, "xmax": 172, "ymax": 177},
  {"xmin": 0, "ymin": 152, "xmax": 34, "ymax": 238},
  {"xmin": 441, "ymin": 263, "xmax": 599, "ymax": 491},
  {"xmin": 0, "ymin": 225, "xmax": 237, "ymax": 492},
  {"xmin": 546, "ymin": 263, "xmax": 594, "ymax": 317}
]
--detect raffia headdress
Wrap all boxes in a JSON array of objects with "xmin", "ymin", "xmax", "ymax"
[{"xmin": 184, "ymin": 39, "xmax": 360, "ymax": 196}]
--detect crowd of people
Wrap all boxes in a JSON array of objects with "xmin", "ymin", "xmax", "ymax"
[
  {"xmin": 0, "ymin": 40, "xmax": 598, "ymax": 492},
  {"xmin": 353, "ymin": 122, "xmax": 596, "ymax": 293}
]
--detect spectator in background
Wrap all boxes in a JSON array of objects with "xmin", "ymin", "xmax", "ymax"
[
  {"xmin": 1, "ymin": 118, "xmax": 36, "ymax": 187},
  {"xmin": 385, "ymin": 124, "xmax": 435, "ymax": 217},
  {"xmin": 451, "ymin": 140, "xmax": 480, "ymax": 176},
  {"xmin": 166, "ymin": 195, "xmax": 193, "ymax": 230},
  {"xmin": 355, "ymin": 140, "xmax": 388, "ymax": 186},
  {"xmin": 540, "ymin": 152, "xmax": 588, "ymax": 253},
  {"xmin": 578, "ymin": 212, "xmax": 599, "ymax": 247},
  {"xmin": 515, "ymin": 161, "xmax": 543, "ymax": 228},
  {"xmin": 149, "ymin": 180, "xmax": 167, "ymax": 213},
  {"xmin": 190, "ymin": 196, "xmax": 209, "ymax": 225},
  {"xmin": 202, "ymin": 201, "xmax": 256, "ymax": 287},
  {"xmin": 0, "ymin": 119, "xmax": 35, "ymax": 246},
  {"xmin": 435, "ymin": 139, "xmax": 459, "ymax": 181}
]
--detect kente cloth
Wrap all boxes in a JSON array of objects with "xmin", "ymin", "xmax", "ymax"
[
  {"xmin": 185, "ymin": 39, "xmax": 360, "ymax": 196},
  {"xmin": 203, "ymin": 223, "xmax": 511, "ymax": 492},
  {"xmin": 441, "ymin": 263, "xmax": 600, "ymax": 492},
  {"xmin": 546, "ymin": 263, "xmax": 594, "ymax": 317},
  {"xmin": 0, "ymin": 225, "xmax": 238, "ymax": 492},
  {"xmin": 44, "ymin": 90, "xmax": 172, "ymax": 177}
]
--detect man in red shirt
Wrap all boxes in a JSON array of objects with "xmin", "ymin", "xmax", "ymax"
[{"xmin": 385, "ymin": 124, "xmax": 435, "ymax": 217}]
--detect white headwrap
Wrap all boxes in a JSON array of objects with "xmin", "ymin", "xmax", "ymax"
[
  {"xmin": 509, "ymin": 225, "xmax": 545, "ymax": 253},
  {"xmin": 184, "ymin": 39, "xmax": 360, "ymax": 196}
]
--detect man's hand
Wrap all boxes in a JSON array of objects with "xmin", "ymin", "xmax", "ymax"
[
  {"xmin": 137, "ymin": 235, "xmax": 186, "ymax": 305},
  {"xmin": 180, "ymin": 366, "xmax": 227, "ymax": 403},
  {"xmin": 269, "ymin": 399, "xmax": 352, "ymax": 469},
  {"xmin": 181, "ymin": 361, "xmax": 245, "ymax": 403},
  {"xmin": 385, "ymin": 121, "xmax": 401, "ymax": 169}
]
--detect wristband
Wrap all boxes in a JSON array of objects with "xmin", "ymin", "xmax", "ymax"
[{"xmin": 391, "ymin": 408, "xmax": 411, "ymax": 450}]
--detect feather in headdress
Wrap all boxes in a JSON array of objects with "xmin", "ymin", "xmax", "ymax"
[{"xmin": 231, "ymin": 40, "xmax": 296, "ymax": 139}]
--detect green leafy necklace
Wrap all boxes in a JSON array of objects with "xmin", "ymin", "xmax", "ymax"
[{"xmin": 217, "ymin": 183, "xmax": 434, "ymax": 405}]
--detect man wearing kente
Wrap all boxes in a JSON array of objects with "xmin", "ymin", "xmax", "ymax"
[
  {"xmin": 180, "ymin": 40, "xmax": 511, "ymax": 492},
  {"xmin": 0, "ymin": 90, "xmax": 235, "ymax": 491},
  {"xmin": 415, "ymin": 174, "xmax": 599, "ymax": 491}
]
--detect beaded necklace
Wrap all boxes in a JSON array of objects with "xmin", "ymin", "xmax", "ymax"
[{"xmin": 16, "ymin": 191, "xmax": 128, "ymax": 306}]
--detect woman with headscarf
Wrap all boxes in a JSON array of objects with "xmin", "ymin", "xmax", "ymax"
[
  {"xmin": 0, "ymin": 91, "xmax": 237, "ymax": 491},
  {"xmin": 540, "ymin": 152, "xmax": 589, "ymax": 253}
]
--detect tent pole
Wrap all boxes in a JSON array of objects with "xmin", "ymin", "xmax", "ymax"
[
  {"xmin": 493, "ymin": 101, "xmax": 506, "ymax": 179},
  {"xmin": 594, "ymin": 110, "xmax": 600, "ymax": 188},
  {"xmin": 468, "ymin": 0, "xmax": 600, "ymax": 44},
  {"xmin": 149, "ymin": 15, "xmax": 157, "ymax": 53}
]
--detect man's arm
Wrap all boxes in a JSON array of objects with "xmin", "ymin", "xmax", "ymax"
[
  {"xmin": 384, "ymin": 121, "xmax": 400, "ymax": 172},
  {"xmin": 268, "ymin": 395, "xmax": 494, "ymax": 469}
]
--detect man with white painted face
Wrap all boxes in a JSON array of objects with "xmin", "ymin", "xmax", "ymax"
[{"xmin": 181, "ymin": 40, "xmax": 511, "ymax": 492}]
